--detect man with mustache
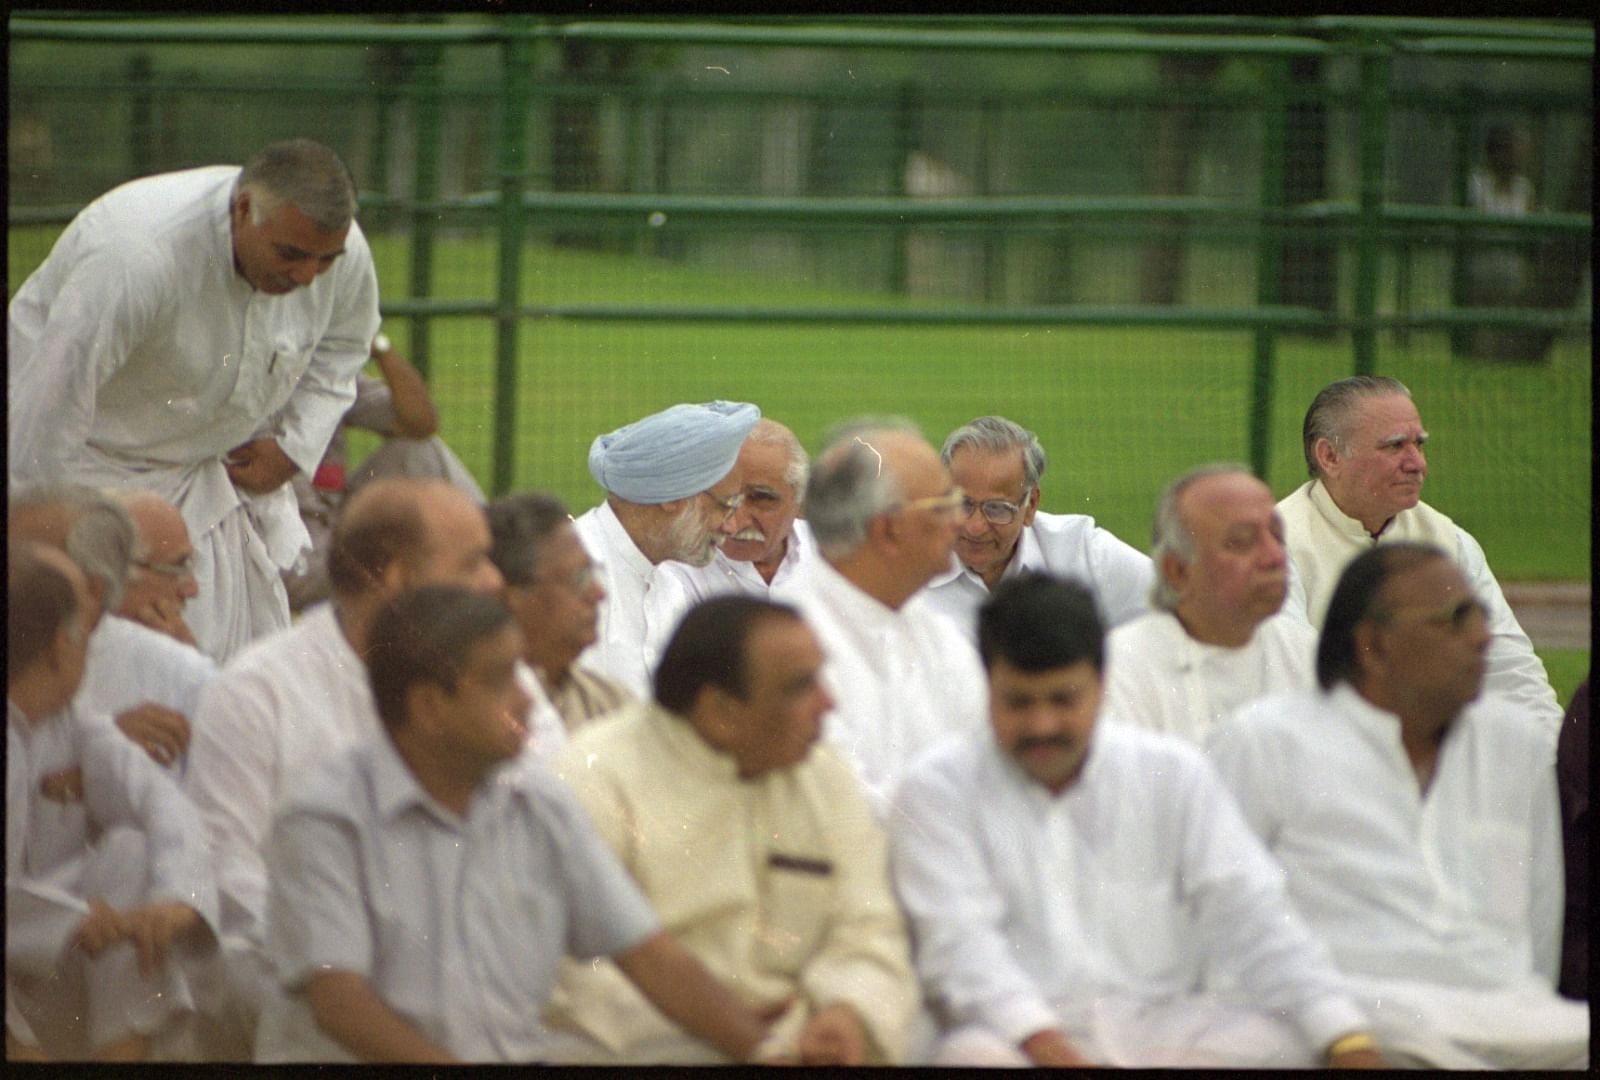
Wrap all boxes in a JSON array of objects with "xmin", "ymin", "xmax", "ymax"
[
  {"xmin": 890, "ymin": 573, "xmax": 1383, "ymax": 1068},
  {"xmin": 1277, "ymin": 375, "xmax": 1560, "ymax": 736},
  {"xmin": 1100, "ymin": 464, "xmax": 1316, "ymax": 746},
  {"xmin": 574, "ymin": 401, "xmax": 759, "ymax": 696},
  {"xmin": 1210, "ymin": 543, "xmax": 1588, "ymax": 1068},
  {"xmin": 9, "ymin": 139, "xmax": 381, "ymax": 664},
  {"xmin": 643, "ymin": 418, "xmax": 815, "ymax": 659}
]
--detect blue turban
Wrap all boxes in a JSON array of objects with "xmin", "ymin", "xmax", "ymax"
[{"xmin": 588, "ymin": 400, "xmax": 761, "ymax": 504}]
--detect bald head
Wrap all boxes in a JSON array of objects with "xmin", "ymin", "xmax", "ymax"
[
  {"xmin": 328, "ymin": 478, "xmax": 502, "ymax": 600},
  {"xmin": 112, "ymin": 490, "xmax": 200, "ymax": 624}
]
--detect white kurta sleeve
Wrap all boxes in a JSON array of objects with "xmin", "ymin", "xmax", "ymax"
[
  {"xmin": 1174, "ymin": 749, "xmax": 1366, "ymax": 1050},
  {"xmin": 269, "ymin": 228, "xmax": 380, "ymax": 476},
  {"xmin": 264, "ymin": 805, "xmax": 375, "ymax": 989},
  {"xmin": 1083, "ymin": 526, "xmax": 1156, "ymax": 628},
  {"xmin": 889, "ymin": 756, "xmax": 1059, "ymax": 1048},
  {"xmin": 7, "ymin": 244, "xmax": 165, "ymax": 485},
  {"xmin": 78, "ymin": 711, "xmax": 219, "ymax": 931},
  {"xmin": 1453, "ymin": 526, "xmax": 1562, "ymax": 737},
  {"xmin": 185, "ymin": 669, "xmax": 282, "ymax": 931}
]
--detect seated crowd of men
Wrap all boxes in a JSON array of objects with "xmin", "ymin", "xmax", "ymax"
[{"xmin": 6, "ymin": 376, "xmax": 1589, "ymax": 1067}]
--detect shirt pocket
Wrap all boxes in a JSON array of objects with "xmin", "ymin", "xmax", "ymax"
[
  {"xmin": 223, "ymin": 338, "xmax": 316, "ymax": 431},
  {"xmin": 757, "ymin": 864, "xmax": 834, "ymax": 974}
]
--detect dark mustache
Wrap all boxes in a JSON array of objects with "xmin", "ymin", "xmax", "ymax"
[{"xmin": 1015, "ymin": 735, "xmax": 1075, "ymax": 754}]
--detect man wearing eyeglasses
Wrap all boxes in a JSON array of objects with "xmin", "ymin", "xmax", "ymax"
[
  {"xmin": 575, "ymin": 401, "xmax": 761, "ymax": 696},
  {"xmin": 773, "ymin": 418, "xmax": 987, "ymax": 821},
  {"xmin": 1277, "ymin": 376, "xmax": 1560, "ymax": 738},
  {"xmin": 113, "ymin": 491, "xmax": 201, "ymax": 647},
  {"xmin": 1208, "ymin": 542, "xmax": 1588, "ymax": 1069},
  {"xmin": 923, "ymin": 416, "xmax": 1153, "ymax": 644}
]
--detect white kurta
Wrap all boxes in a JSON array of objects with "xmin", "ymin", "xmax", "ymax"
[
  {"xmin": 642, "ymin": 520, "xmax": 815, "ymax": 665},
  {"xmin": 922, "ymin": 511, "xmax": 1154, "ymax": 643},
  {"xmin": 572, "ymin": 502, "xmax": 677, "ymax": 696},
  {"xmin": 74, "ymin": 615, "xmax": 218, "ymax": 779},
  {"xmin": 1278, "ymin": 480, "xmax": 1561, "ymax": 737},
  {"xmin": 546, "ymin": 702, "xmax": 916, "ymax": 1064},
  {"xmin": 7, "ymin": 699, "xmax": 220, "ymax": 1052},
  {"xmin": 256, "ymin": 735, "xmax": 660, "ymax": 1063},
  {"xmin": 1101, "ymin": 610, "xmax": 1317, "ymax": 746},
  {"xmin": 773, "ymin": 557, "xmax": 987, "ymax": 820},
  {"xmin": 8, "ymin": 165, "xmax": 380, "ymax": 663},
  {"xmin": 889, "ymin": 723, "xmax": 1366, "ymax": 1067},
  {"xmin": 1208, "ymin": 684, "xmax": 1586, "ymax": 1069}
]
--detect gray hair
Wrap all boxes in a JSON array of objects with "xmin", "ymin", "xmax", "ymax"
[
  {"xmin": 233, "ymin": 138, "xmax": 357, "ymax": 232},
  {"xmin": 9, "ymin": 483, "xmax": 136, "ymax": 613},
  {"xmin": 1148, "ymin": 463, "xmax": 1253, "ymax": 611},
  {"xmin": 1302, "ymin": 376, "xmax": 1412, "ymax": 479},
  {"xmin": 940, "ymin": 415, "xmax": 1048, "ymax": 492},
  {"xmin": 804, "ymin": 417, "xmax": 920, "ymax": 559},
  {"xmin": 485, "ymin": 491, "xmax": 573, "ymax": 587},
  {"xmin": 746, "ymin": 418, "xmax": 810, "ymax": 499}
]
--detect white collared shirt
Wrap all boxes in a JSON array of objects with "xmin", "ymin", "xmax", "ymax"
[
  {"xmin": 1102, "ymin": 609, "xmax": 1317, "ymax": 746},
  {"xmin": 773, "ymin": 556, "xmax": 987, "ymax": 820},
  {"xmin": 890, "ymin": 722, "xmax": 1365, "ymax": 1051},
  {"xmin": 922, "ymin": 511, "xmax": 1154, "ymax": 642}
]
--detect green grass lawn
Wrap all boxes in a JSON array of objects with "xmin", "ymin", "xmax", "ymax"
[{"xmin": 10, "ymin": 224, "xmax": 1590, "ymax": 589}]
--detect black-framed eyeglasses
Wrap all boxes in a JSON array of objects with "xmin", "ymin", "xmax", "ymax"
[{"xmin": 960, "ymin": 489, "xmax": 1032, "ymax": 526}]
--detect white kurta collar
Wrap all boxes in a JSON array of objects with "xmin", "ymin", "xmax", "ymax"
[
  {"xmin": 591, "ymin": 501, "xmax": 658, "ymax": 587},
  {"xmin": 1307, "ymin": 480, "xmax": 1383, "ymax": 543}
]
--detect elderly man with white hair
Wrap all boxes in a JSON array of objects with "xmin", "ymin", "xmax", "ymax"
[
  {"xmin": 1101, "ymin": 464, "xmax": 1316, "ymax": 746},
  {"xmin": 772, "ymin": 417, "xmax": 986, "ymax": 819},
  {"xmin": 574, "ymin": 400, "xmax": 761, "ymax": 696},
  {"xmin": 923, "ymin": 415, "xmax": 1153, "ymax": 642},
  {"xmin": 643, "ymin": 418, "xmax": 815, "ymax": 655}
]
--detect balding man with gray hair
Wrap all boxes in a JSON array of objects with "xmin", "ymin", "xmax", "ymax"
[
  {"xmin": 1100, "ymin": 464, "xmax": 1316, "ymax": 745},
  {"xmin": 9, "ymin": 138, "xmax": 381, "ymax": 665},
  {"xmin": 9, "ymin": 485, "xmax": 216, "ymax": 775},
  {"xmin": 772, "ymin": 417, "xmax": 986, "ymax": 819},
  {"xmin": 574, "ymin": 400, "xmax": 761, "ymax": 695},
  {"xmin": 1277, "ymin": 375, "xmax": 1561, "ymax": 737},
  {"xmin": 924, "ymin": 415, "xmax": 1153, "ymax": 642}
]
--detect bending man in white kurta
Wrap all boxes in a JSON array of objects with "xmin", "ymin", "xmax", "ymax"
[
  {"xmin": 546, "ymin": 595, "xmax": 916, "ymax": 1065},
  {"xmin": 1276, "ymin": 375, "xmax": 1560, "ymax": 736},
  {"xmin": 891, "ymin": 573, "xmax": 1384, "ymax": 1069},
  {"xmin": 1102, "ymin": 464, "xmax": 1316, "ymax": 745},
  {"xmin": 573, "ymin": 400, "xmax": 760, "ymax": 695},
  {"xmin": 8, "ymin": 138, "xmax": 381, "ymax": 663},
  {"xmin": 923, "ymin": 416, "xmax": 1153, "ymax": 641},
  {"xmin": 1208, "ymin": 542, "xmax": 1588, "ymax": 1069},
  {"xmin": 772, "ymin": 418, "xmax": 986, "ymax": 820}
]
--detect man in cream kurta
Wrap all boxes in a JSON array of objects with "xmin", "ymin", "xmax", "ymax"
[
  {"xmin": 8, "ymin": 140, "xmax": 381, "ymax": 663},
  {"xmin": 573, "ymin": 401, "xmax": 761, "ymax": 695},
  {"xmin": 1277, "ymin": 376, "xmax": 1559, "ymax": 735},
  {"xmin": 1102, "ymin": 465, "xmax": 1315, "ymax": 745},
  {"xmin": 545, "ymin": 596, "xmax": 915, "ymax": 1065},
  {"xmin": 891, "ymin": 574, "xmax": 1379, "ymax": 1069}
]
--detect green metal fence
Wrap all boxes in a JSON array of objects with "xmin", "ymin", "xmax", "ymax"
[{"xmin": 9, "ymin": 15, "xmax": 1591, "ymax": 580}]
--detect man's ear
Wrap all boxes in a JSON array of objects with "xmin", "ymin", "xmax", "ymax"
[
  {"xmin": 1352, "ymin": 620, "xmax": 1387, "ymax": 680},
  {"xmin": 1021, "ymin": 485, "xmax": 1042, "ymax": 527},
  {"xmin": 1313, "ymin": 437, "xmax": 1342, "ymax": 479},
  {"xmin": 1161, "ymin": 551, "xmax": 1189, "ymax": 597},
  {"xmin": 405, "ymin": 681, "xmax": 449, "ymax": 736},
  {"xmin": 690, "ymin": 684, "xmax": 740, "ymax": 752}
]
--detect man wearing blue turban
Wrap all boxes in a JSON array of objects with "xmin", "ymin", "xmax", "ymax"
[{"xmin": 573, "ymin": 401, "xmax": 761, "ymax": 695}]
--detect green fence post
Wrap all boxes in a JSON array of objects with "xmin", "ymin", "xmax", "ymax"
[
  {"xmin": 1250, "ymin": 57, "xmax": 1289, "ymax": 481},
  {"xmin": 408, "ymin": 42, "xmax": 444, "ymax": 380},
  {"xmin": 1353, "ymin": 35, "xmax": 1392, "ymax": 376},
  {"xmin": 494, "ymin": 21, "xmax": 535, "ymax": 496}
]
